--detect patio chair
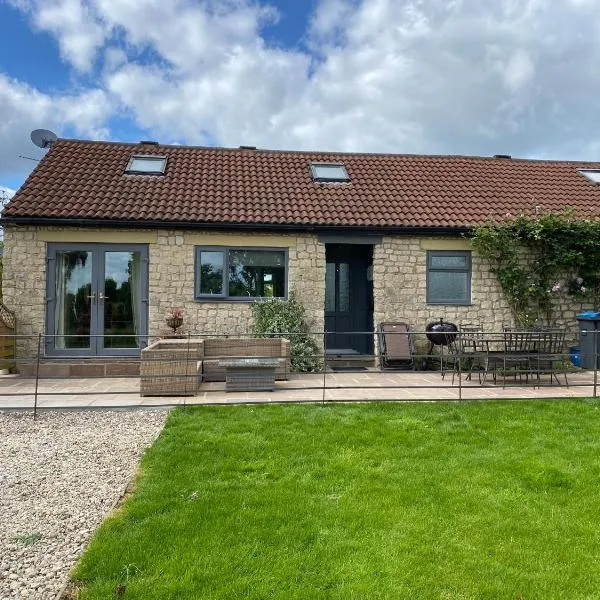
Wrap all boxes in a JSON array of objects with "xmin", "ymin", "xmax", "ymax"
[
  {"xmin": 454, "ymin": 325, "xmax": 490, "ymax": 384},
  {"xmin": 530, "ymin": 328, "xmax": 568, "ymax": 386},
  {"xmin": 379, "ymin": 322, "xmax": 415, "ymax": 370},
  {"xmin": 496, "ymin": 328, "xmax": 536, "ymax": 387},
  {"xmin": 443, "ymin": 324, "xmax": 489, "ymax": 384}
]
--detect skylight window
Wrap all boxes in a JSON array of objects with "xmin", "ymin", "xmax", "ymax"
[
  {"xmin": 126, "ymin": 155, "xmax": 167, "ymax": 175},
  {"xmin": 578, "ymin": 169, "xmax": 600, "ymax": 184},
  {"xmin": 310, "ymin": 163, "xmax": 350, "ymax": 183}
]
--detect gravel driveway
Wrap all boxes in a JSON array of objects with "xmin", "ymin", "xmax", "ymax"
[{"xmin": 0, "ymin": 409, "xmax": 169, "ymax": 600}]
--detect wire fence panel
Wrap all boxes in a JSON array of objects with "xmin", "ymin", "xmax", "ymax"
[{"xmin": 0, "ymin": 328, "xmax": 597, "ymax": 414}]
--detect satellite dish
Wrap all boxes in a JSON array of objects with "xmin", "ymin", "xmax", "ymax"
[{"xmin": 30, "ymin": 129, "xmax": 58, "ymax": 149}]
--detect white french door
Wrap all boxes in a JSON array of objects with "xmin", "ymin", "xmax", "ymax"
[{"xmin": 46, "ymin": 244, "xmax": 148, "ymax": 355}]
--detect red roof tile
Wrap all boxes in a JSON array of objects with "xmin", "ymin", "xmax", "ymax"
[{"xmin": 3, "ymin": 139, "xmax": 600, "ymax": 229}]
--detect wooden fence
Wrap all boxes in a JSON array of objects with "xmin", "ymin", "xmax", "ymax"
[{"xmin": 0, "ymin": 302, "xmax": 16, "ymax": 370}]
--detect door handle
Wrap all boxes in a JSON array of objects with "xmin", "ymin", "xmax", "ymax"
[
  {"xmin": 86, "ymin": 292, "xmax": 96, "ymax": 303},
  {"xmin": 98, "ymin": 292, "xmax": 109, "ymax": 301}
]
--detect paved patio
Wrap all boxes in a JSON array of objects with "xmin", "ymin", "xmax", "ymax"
[{"xmin": 0, "ymin": 369, "xmax": 597, "ymax": 409}]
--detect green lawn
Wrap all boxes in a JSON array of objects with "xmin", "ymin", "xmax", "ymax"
[{"xmin": 72, "ymin": 401, "xmax": 600, "ymax": 599}]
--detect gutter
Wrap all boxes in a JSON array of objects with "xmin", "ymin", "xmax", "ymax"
[{"xmin": 0, "ymin": 216, "xmax": 472, "ymax": 236}]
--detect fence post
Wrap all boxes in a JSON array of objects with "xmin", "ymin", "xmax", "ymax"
[
  {"xmin": 594, "ymin": 330, "xmax": 598, "ymax": 399},
  {"xmin": 33, "ymin": 333, "xmax": 42, "ymax": 420},
  {"xmin": 458, "ymin": 341, "xmax": 462, "ymax": 401},
  {"xmin": 183, "ymin": 332, "xmax": 192, "ymax": 406},
  {"xmin": 322, "ymin": 330, "xmax": 327, "ymax": 404}
]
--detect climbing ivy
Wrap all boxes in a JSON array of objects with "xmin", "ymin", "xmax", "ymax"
[{"xmin": 470, "ymin": 211, "xmax": 600, "ymax": 326}]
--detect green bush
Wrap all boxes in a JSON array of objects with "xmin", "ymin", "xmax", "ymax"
[
  {"xmin": 471, "ymin": 210, "xmax": 600, "ymax": 326},
  {"xmin": 251, "ymin": 291, "xmax": 323, "ymax": 372}
]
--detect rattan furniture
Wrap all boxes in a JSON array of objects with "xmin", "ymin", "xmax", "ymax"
[
  {"xmin": 200, "ymin": 338, "xmax": 290, "ymax": 382},
  {"xmin": 219, "ymin": 357, "xmax": 280, "ymax": 391},
  {"xmin": 140, "ymin": 339, "xmax": 203, "ymax": 396}
]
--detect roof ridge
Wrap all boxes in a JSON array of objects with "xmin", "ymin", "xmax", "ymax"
[{"xmin": 56, "ymin": 138, "xmax": 600, "ymax": 165}]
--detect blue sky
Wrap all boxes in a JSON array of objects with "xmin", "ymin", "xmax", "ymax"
[{"xmin": 2, "ymin": 0, "xmax": 600, "ymax": 199}]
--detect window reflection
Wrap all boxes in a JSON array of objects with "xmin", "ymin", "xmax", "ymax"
[{"xmin": 55, "ymin": 251, "xmax": 92, "ymax": 349}]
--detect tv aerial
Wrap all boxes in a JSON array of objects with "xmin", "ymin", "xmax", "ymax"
[{"xmin": 30, "ymin": 128, "xmax": 58, "ymax": 149}]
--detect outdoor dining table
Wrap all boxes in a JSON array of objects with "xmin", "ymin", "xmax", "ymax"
[{"xmin": 452, "ymin": 329, "xmax": 568, "ymax": 386}]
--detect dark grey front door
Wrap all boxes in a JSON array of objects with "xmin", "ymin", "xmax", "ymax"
[
  {"xmin": 325, "ymin": 244, "xmax": 373, "ymax": 355},
  {"xmin": 46, "ymin": 244, "xmax": 148, "ymax": 355}
]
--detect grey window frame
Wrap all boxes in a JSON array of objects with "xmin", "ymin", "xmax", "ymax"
[
  {"xmin": 426, "ymin": 250, "xmax": 472, "ymax": 305},
  {"xmin": 310, "ymin": 163, "xmax": 350, "ymax": 183},
  {"xmin": 125, "ymin": 155, "xmax": 167, "ymax": 175},
  {"xmin": 45, "ymin": 242, "xmax": 149, "ymax": 356},
  {"xmin": 194, "ymin": 246, "xmax": 288, "ymax": 301}
]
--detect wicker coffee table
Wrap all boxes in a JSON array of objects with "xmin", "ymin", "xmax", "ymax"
[{"xmin": 219, "ymin": 358, "xmax": 279, "ymax": 392}]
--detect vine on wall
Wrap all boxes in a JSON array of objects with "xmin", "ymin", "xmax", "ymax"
[{"xmin": 470, "ymin": 211, "xmax": 600, "ymax": 327}]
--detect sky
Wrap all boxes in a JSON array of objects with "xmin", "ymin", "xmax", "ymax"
[{"xmin": 2, "ymin": 0, "xmax": 600, "ymax": 197}]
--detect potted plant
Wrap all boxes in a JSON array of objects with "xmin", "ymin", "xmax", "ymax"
[{"xmin": 165, "ymin": 307, "xmax": 184, "ymax": 334}]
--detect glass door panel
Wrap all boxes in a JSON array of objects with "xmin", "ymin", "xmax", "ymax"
[
  {"xmin": 54, "ymin": 251, "xmax": 93, "ymax": 350},
  {"xmin": 48, "ymin": 244, "xmax": 147, "ymax": 356},
  {"xmin": 101, "ymin": 251, "xmax": 142, "ymax": 350}
]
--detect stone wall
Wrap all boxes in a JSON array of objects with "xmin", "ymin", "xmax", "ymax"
[
  {"xmin": 372, "ymin": 235, "xmax": 582, "ymax": 348},
  {"xmin": 148, "ymin": 230, "xmax": 325, "ymax": 341},
  {"xmin": 2, "ymin": 225, "xmax": 584, "ymax": 361},
  {"xmin": 2, "ymin": 225, "xmax": 46, "ymax": 357},
  {"xmin": 373, "ymin": 236, "xmax": 511, "ymax": 332},
  {"xmin": 1, "ymin": 225, "xmax": 325, "ymax": 359}
]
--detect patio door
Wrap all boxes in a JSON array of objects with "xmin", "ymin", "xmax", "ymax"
[{"xmin": 46, "ymin": 244, "xmax": 148, "ymax": 355}]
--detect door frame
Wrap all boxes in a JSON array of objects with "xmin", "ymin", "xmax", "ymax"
[
  {"xmin": 45, "ymin": 243, "xmax": 149, "ymax": 356},
  {"xmin": 324, "ymin": 244, "xmax": 374, "ymax": 356}
]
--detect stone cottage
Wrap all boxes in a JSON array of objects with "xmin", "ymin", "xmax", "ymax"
[{"xmin": 2, "ymin": 139, "xmax": 600, "ymax": 367}]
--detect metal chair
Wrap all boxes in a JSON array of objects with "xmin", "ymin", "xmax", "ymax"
[
  {"xmin": 450, "ymin": 325, "xmax": 489, "ymax": 384},
  {"xmin": 530, "ymin": 328, "xmax": 568, "ymax": 386},
  {"xmin": 499, "ymin": 328, "xmax": 535, "ymax": 386}
]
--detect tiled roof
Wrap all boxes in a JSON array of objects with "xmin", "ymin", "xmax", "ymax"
[{"xmin": 4, "ymin": 139, "xmax": 600, "ymax": 229}]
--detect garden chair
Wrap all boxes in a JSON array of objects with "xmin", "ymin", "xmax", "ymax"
[
  {"xmin": 530, "ymin": 328, "xmax": 568, "ymax": 386},
  {"xmin": 497, "ymin": 328, "xmax": 536, "ymax": 387},
  {"xmin": 379, "ymin": 322, "xmax": 415, "ymax": 370},
  {"xmin": 445, "ymin": 324, "xmax": 489, "ymax": 384}
]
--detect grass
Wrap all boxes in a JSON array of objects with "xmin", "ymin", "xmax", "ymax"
[
  {"xmin": 72, "ymin": 401, "xmax": 600, "ymax": 599},
  {"xmin": 13, "ymin": 532, "xmax": 42, "ymax": 546}
]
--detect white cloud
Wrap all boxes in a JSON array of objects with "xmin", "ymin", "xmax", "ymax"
[
  {"xmin": 0, "ymin": 187, "xmax": 16, "ymax": 199},
  {"xmin": 93, "ymin": 0, "xmax": 278, "ymax": 75},
  {"xmin": 308, "ymin": 0, "xmax": 357, "ymax": 49},
  {"xmin": 95, "ymin": 0, "xmax": 600, "ymax": 156},
  {"xmin": 4, "ymin": 0, "xmax": 600, "ymax": 193},
  {"xmin": 9, "ymin": 0, "xmax": 108, "ymax": 72},
  {"xmin": 0, "ymin": 74, "xmax": 111, "ymax": 180},
  {"xmin": 502, "ymin": 49, "xmax": 535, "ymax": 95}
]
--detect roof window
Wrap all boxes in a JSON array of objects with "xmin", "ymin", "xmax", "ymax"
[
  {"xmin": 126, "ymin": 155, "xmax": 167, "ymax": 175},
  {"xmin": 578, "ymin": 169, "xmax": 600, "ymax": 184},
  {"xmin": 310, "ymin": 163, "xmax": 350, "ymax": 183}
]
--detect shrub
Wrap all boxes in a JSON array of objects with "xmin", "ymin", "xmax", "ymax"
[
  {"xmin": 471, "ymin": 210, "xmax": 600, "ymax": 326},
  {"xmin": 251, "ymin": 291, "xmax": 322, "ymax": 372}
]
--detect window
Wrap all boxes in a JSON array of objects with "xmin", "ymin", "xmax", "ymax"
[
  {"xmin": 578, "ymin": 170, "xmax": 600, "ymax": 184},
  {"xmin": 310, "ymin": 163, "xmax": 350, "ymax": 183},
  {"xmin": 125, "ymin": 155, "xmax": 167, "ymax": 175},
  {"xmin": 427, "ymin": 251, "xmax": 471, "ymax": 305},
  {"xmin": 195, "ymin": 247, "xmax": 287, "ymax": 300}
]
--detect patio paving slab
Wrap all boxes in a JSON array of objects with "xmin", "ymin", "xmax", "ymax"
[{"xmin": 0, "ymin": 370, "xmax": 596, "ymax": 409}]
